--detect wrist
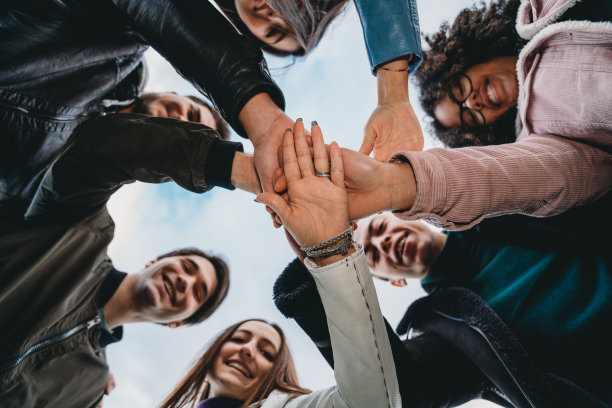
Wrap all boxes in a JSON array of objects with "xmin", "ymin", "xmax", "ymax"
[
  {"xmin": 312, "ymin": 244, "xmax": 357, "ymax": 267},
  {"xmin": 238, "ymin": 93, "xmax": 285, "ymax": 146},
  {"xmin": 231, "ymin": 152, "xmax": 260, "ymax": 194},
  {"xmin": 377, "ymin": 59, "xmax": 410, "ymax": 103},
  {"xmin": 387, "ymin": 162, "xmax": 416, "ymax": 211}
]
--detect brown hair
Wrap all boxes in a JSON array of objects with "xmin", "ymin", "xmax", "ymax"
[
  {"xmin": 156, "ymin": 248, "xmax": 230, "ymax": 325},
  {"xmin": 216, "ymin": 0, "xmax": 350, "ymax": 57},
  {"xmin": 186, "ymin": 95, "xmax": 231, "ymax": 141},
  {"xmin": 160, "ymin": 319, "xmax": 310, "ymax": 408},
  {"xmin": 414, "ymin": 0, "xmax": 526, "ymax": 147}
]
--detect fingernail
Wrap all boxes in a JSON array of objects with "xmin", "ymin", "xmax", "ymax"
[
  {"xmin": 311, "ymin": 120, "xmax": 318, "ymax": 126},
  {"xmin": 296, "ymin": 118, "xmax": 302, "ymax": 122},
  {"xmin": 253, "ymin": 198, "xmax": 260, "ymax": 203},
  {"xmin": 285, "ymin": 128, "xmax": 292, "ymax": 132}
]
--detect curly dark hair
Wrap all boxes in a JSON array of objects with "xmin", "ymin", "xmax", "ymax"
[{"xmin": 414, "ymin": 0, "xmax": 526, "ymax": 148}]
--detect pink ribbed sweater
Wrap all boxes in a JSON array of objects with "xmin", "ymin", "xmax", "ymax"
[{"xmin": 395, "ymin": 0, "xmax": 612, "ymax": 230}]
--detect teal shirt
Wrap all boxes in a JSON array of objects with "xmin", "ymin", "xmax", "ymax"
[{"xmin": 423, "ymin": 231, "xmax": 612, "ymax": 403}]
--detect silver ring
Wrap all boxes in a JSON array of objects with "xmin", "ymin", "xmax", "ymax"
[{"xmin": 315, "ymin": 172, "xmax": 331, "ymax": 178}]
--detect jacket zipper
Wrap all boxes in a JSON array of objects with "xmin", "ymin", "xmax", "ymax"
[
  {"xmin": 0, "ymin": 100, "xmax": 97, "ymax": 123},
  {"xmin": 434, "ymin": 311, "xmax": 536, "ymax": 408},
  {"xmin": 0, "ymin": 315, "xmax": 101, "ymax": 372}
]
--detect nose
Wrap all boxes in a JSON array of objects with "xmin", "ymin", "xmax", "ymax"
[
  {"xmin": 374, "ymin": 234, "xmax": 392, "ymax": 253},
  {"xmin": 240, "ymin": 341, "xmax": 255, "ymax": 359},
  {"xmin": 464, "ymin": 91, "xmax": 482, "ymax": 109},
  {"xmin": 175, "ymin": 273, "xmax": 195, "ymax": 293}
]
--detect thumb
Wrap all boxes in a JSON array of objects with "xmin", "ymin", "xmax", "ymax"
[
  {"xmin": 359, "ymin": 127, "xmax": 375, "ymax": 156},
  {"xmin": 256, "ymin": 192, "xmax": 290, "ymax": 222},
  {"xmin": 373, "ymin": 144, "xmax": 393, "ymax": 162}
]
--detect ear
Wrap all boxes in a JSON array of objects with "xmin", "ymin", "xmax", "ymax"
[
  {"xmin": 390, "ymin": 279, "xmax": 407, "ymax": 287},
  {"xmin": 351, "ymin": 221, "xmax": 358, "ymax": 231},
  {"xmin": 145, "ymin": 259, "xmax": 157, "ymax": 268},
  {"xmin": 167, "ymin": 321, "xmax": 186, "ymax": 328}
]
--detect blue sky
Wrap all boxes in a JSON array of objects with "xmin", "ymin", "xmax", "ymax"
[{"xmin": 105, "ymin": 1, "xmax": 499, "ymax": 407}]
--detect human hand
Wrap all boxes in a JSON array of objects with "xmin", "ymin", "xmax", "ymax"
[
  {"xmin": 257, "ymin": 121, "xmax": 350, "ymax": 254},
  {"xmin": 238, "ymin": 93, "xmax": 294, "ymax": 193},
  {"xmin": 273, "ymin": 146, "xmax": 417, "ymax": 221},
  {"xmin": 360, "ymin": 99, "xmax": 424, "ymax": 160}
]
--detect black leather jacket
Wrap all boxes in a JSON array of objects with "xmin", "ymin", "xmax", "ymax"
[{"xmin": 0, "ymin": 0, "xmax": 284, "ymax": 219}]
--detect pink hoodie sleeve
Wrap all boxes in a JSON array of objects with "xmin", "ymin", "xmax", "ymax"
[{"xmin": 391, "ymin": 133, "xmax": 612, "ymax": 230}]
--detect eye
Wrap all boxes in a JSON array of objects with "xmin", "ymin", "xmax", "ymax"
[
  {"xmin": 230, "ymin": 336, "xmax": 245, "ymax": 344},
  {"xmin": 261, "ymin": 349, "xmax": 275, "ymax": 362},
  {"xmin": 371, "ymin": 247, "xmax": 379, "ymax": 265},
  {"xmin": 265, "ymin": 27, "xmax": 280, "ymax": 39}
]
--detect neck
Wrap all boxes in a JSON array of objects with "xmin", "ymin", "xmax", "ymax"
[
  {"xmin": 103, "ymin": 274, "xmax": 144, "ymax": 329},
  {"xmin": 421, "ymin": 232, "xmax": 448, "ymax": 279},
  {"xmin": 116, "ymin": 103, "xmax": 136, "ymax": 114}
]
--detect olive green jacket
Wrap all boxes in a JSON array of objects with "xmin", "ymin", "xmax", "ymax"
[{"xmin": 0, "ymin": 114, "xmax": 221, "ymax": 408}]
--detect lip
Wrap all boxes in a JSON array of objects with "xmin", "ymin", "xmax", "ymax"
[
  {"xmin": 253, "ymin": 0, "xmax": 268, "ymax": 11},
  {"xmin": 481, "ymin": 79, "xmax": 501, "ymax": 108},
  {"xmin": 394, "ymin": 233, "xmax": 407, "ymax": 265},
  {"xmin": 402, "ymin": 235, "xmax": 417, "ymax": 261},
  {"xmin": 162, "ymin": 273, "xmax": 176, "ymax": 306},
  {"xmin": 226, "ymin": 359, "xmax": 253, "ymax": 379}
]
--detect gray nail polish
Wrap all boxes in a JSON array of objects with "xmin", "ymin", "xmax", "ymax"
[
  {"xmin": 296, "ymin": 118, "xmax": 302, "ymax": 122},
  {"xmin": 311, "ymin": 120, "xmax": 318, "ymax": 126},
  {"xmin": 285, "ymin": 128, "xmax": 292, "ymax": 132}
]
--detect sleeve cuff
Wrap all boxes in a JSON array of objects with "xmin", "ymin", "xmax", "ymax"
[{"xmin": 204, "ymin": 138, "xmax": 244, "ymax": 190}]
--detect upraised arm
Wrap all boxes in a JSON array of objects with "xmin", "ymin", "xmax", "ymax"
[
  {"xmin": 25, "ymin": 114, "xmax": 255, "ymax": 220},
  {"xmin": 110, "ymin": 0, "xmax": 285, "ymax": 137},
  {"xmin": 257, "ymin": 121, "xmax": 400, "ymax": 408},
  {"xmin": 353, "ymin": 0, "xmax": 424, "ymax": 160}
]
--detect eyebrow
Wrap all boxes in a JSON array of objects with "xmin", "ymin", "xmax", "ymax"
[{"xmin": 236, "ymin": 329, "xmax": 278, "ymax": 350}]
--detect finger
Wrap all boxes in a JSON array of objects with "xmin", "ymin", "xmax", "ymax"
[
  {"xmin": 330, "ymin": 142, "xmax": 345, "ymax": 188},
  {"xmin": 272, "ymin": 167, "xmax": 287, "ymax": 194},
  {"xmin": 277, "ymin": 144, "xmax": 283, "ymax": 168},
  {"xmin": 282, "ymin": 128, "xmax": 301, "ymax": 184},
  {"xmin": 257, "ymin": 192, "xmax": 290, "ymax": 222},
  {"xmin": 359, "ymin": 128, "xmax": 375, "ymax": 156},
  {"xmin": 311, "ymin": 121, "xmax": 329, "ymax": 174},
  {"xmin": 294, "ymin": 119, "xmax": 314, "ymax": 177}
]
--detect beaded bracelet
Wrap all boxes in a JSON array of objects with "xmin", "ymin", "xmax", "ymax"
[{"xmin": 300, "ymin": 227, "xmax": 353, "ymax": 260}]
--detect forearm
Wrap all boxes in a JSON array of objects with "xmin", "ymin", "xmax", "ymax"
[
  {"xmin": 353, "ymin": 0, "xmax": 422, "ymax": 73},
  {"xmin": 392, "ymin": 135, "xmax": 612, "ymax": 230},
  {"xmin": 111, "ymin": 0, "xmax": 284, "ymax": 136},
  {"xmin": 304, "ymin": 249, "xmax": 401, "ymax": 408},
  {"xmin": 25, "ymin": 115, "xmax": 221, "ymax": 219}
]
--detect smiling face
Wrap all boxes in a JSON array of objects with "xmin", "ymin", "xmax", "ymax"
[
  {"xmin": 434, "ymin": 56, "xmax": 519, "ymax": 130},
  {"xmin": 134, "ymin": 255, "xmax": 218, "ymax": 325},
  {"xmin": 208, "ymin": 321, "xmax": 282, "ymax": 401},
  {"xmin": 132, "ymin": 92, "xmax": 217, "ymax": 129},
  {"xmin": 353, "ymin": 213, "xmax": 447, "ymax": 283},
  {"xmin": 234, "ymin": 0, "xmax": 301, "ymax": 53}
]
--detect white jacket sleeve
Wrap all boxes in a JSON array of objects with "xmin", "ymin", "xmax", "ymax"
[{"xmin": 259, "ymin": 248, "xmax": 401, "ymax": 408}]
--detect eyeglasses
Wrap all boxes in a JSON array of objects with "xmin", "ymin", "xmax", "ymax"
[{"xmin": 447, "ymin": 73, "xmax": 487, "ymax": 129}]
